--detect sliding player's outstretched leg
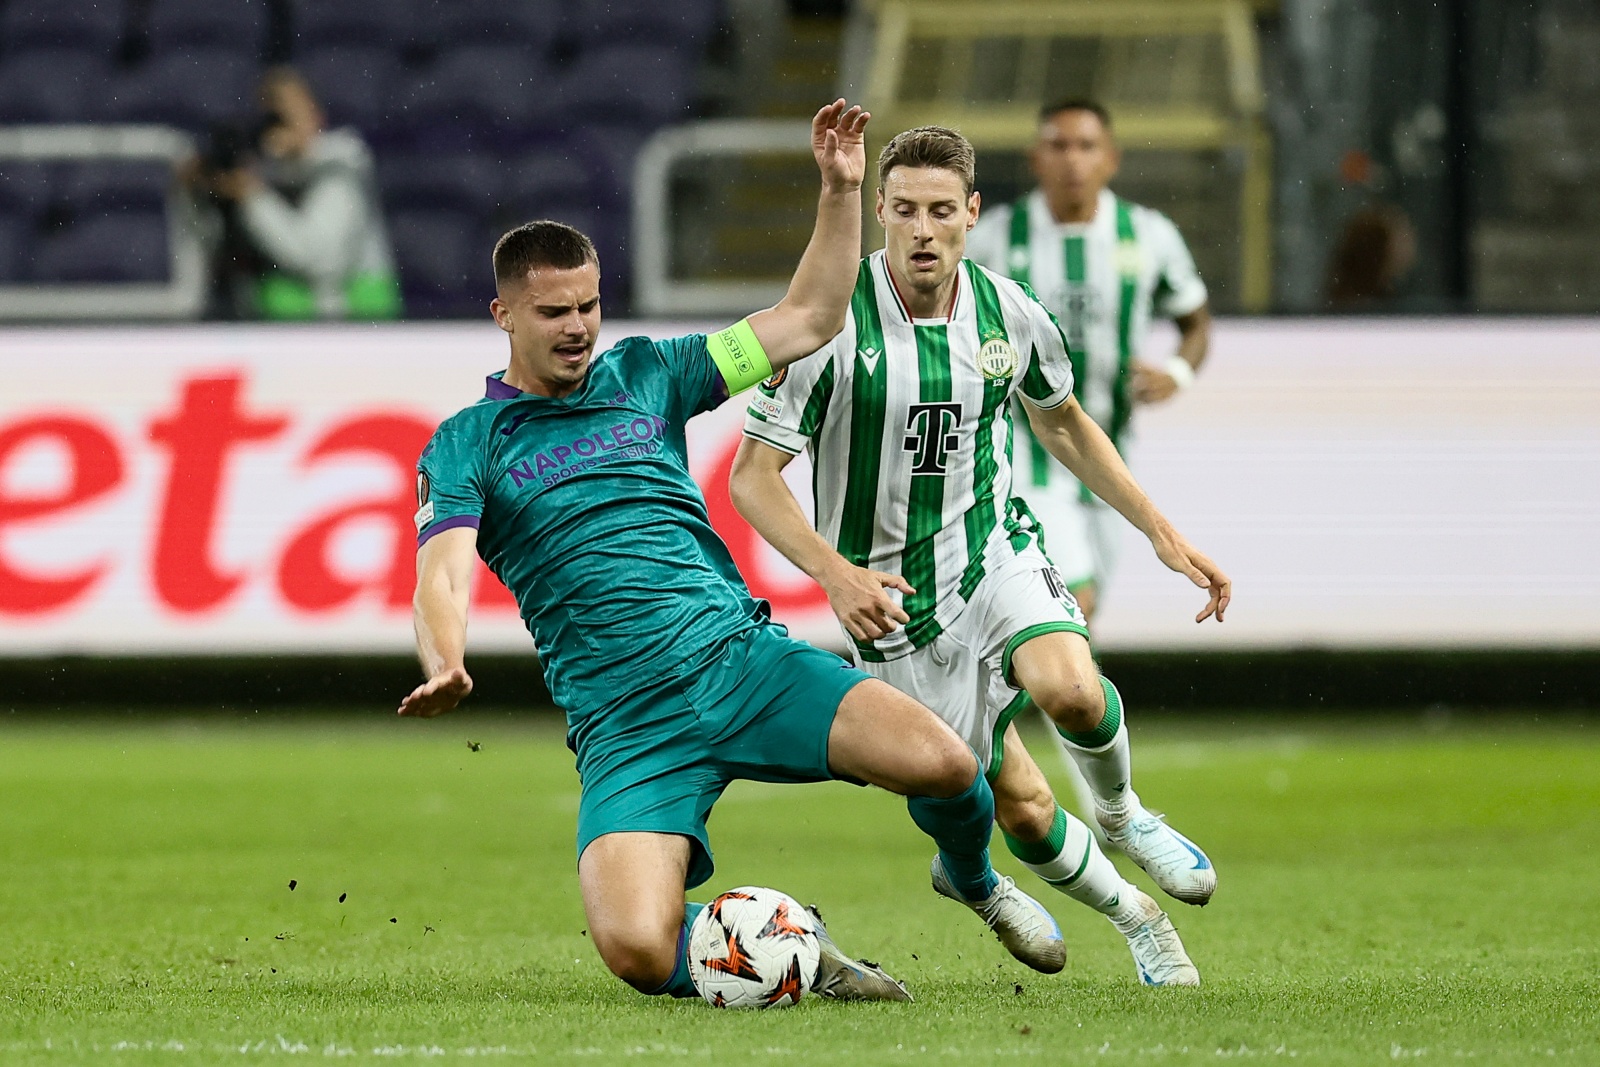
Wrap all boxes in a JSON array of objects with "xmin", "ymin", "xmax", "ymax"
[
  {"xmin": 991, "ymin": 723, "xmax": 1199, "ymax": 986},
  {"xmin": 829, "ymin": 678, "xmax": 1065, "ymax": 974},
  {"xmin": 1012, "ymin": 633, "xmax": 1217, "ymax": 906}
]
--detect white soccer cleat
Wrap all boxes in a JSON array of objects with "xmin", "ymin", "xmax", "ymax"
[
  {"xmin": 804, "ymin": 904, "xmax": 913, "ymax": 1002},
  {"xmin": 930, "ymin": 856, "xmax": 1066, "ymax": 974},
  {"xmin": 1098, "ymin": 795, "xmax": 1216, "ymax": 906},
  {"xmin": 1114, "ymin": 890, "xmax": 1201, "ymax": 987}
]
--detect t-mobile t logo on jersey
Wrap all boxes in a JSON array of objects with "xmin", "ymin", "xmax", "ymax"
[{"xmin": 903, "ymin": 402, "xmax": 964, "ymax": 476}]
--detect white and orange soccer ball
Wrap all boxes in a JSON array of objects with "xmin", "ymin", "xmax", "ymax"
[{"xmin": 687, "ymin": 886, "xmax": 821, "ymax": 1009}]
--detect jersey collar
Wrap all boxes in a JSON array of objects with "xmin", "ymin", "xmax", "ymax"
[
  {"xmin": 485, "ymin": 372, "xmax": 522, "ymax": 399},
  {"xmin": 878, "ymin": 249, "xmax": 966, "ymax": 326},
  {"xmin": 483, "ymin": 370, "xmax": 594, "ymax": 404}
]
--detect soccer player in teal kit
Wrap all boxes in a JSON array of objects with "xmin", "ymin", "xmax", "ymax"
[{"xmin": 399, "ymin": 102, "xmax": 1065, "ymax": 1005}]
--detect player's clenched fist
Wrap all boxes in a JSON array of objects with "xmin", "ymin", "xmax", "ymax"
[{"xmin": 812, "ymin": 98, "xmax": 870, "ymax": 193}]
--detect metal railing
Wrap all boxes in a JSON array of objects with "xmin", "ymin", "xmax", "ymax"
[
  {"xmin": 632, "ymin": 118, "xmax": 812, "ymax": 318},
  {"xmin": 0, "ymin": 124, "xmax": 206, "ymax": 321},
  {"xmin": 861, "ymin": 0, "xmax": 1271, "ymax": 310}
]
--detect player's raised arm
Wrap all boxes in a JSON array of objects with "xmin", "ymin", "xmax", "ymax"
[
  {"xmin": 400, "ymin": 526, "xmax": 477, "ymax": 717},
  {"xmin": 1023, "ymin": 396, "xmax": 1231, "ymax": 624},
  {"xmin": 739, "ymin": 100, "xmax": 869, "ymax": 375}
]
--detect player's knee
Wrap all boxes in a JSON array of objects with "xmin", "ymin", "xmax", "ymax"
[
  {"xmin": 591, "ymin": 924, "xmax": 678, "ymax": 991},
  {"xmin": 921, "ymin": 735, "xmax": 981, "ymax": 799},
  {"xmin": 1030, "ymin": 672, "xmax": 1105, "ymax": 734},
  {"xmin": 995, "ymin": 786, "xmax": 1057, "ymax": 842}
]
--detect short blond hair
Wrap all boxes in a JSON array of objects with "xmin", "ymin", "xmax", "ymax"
[{"xmin": 877, "ymin": 125, "xmax": 976, "ymax": 195}]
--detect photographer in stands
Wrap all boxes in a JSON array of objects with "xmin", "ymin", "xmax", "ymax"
[{"xmin": 188, "ymin": 67, "xmax": 401, "ymax": 321}]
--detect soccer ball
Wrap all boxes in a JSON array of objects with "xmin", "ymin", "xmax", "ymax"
[{"xmin": 687, "ymin": 886, "xmax": 821, "ymax": 1009}]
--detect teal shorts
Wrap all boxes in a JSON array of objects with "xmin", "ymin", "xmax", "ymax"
[{"xmin": 570, "ymin": 622, "xmax": 870, "ymax": 889}]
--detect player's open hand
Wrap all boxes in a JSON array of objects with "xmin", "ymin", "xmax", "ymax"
[
  {"xmin": 812, "ymin": 99, "xmax": 870, "ymax": 193},
  {"xmin": 1151, "ymin": 532, "xmax": 1231, "ymax": 623},
  {"xmin": 821, "ymin": 561, "xmax": 913, "ymax": 643},
  {"xmin": 398, "ymin": 667, "xmax": 473, "ymax": 718}
]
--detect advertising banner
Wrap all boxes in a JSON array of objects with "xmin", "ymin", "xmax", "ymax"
[{"xmin": 1, "ymin": 319, "xmax": 1597, "ymax": 654}]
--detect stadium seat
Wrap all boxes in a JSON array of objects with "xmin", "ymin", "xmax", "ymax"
[
  {"xmin": 111, "ymin": 49, "xmax": 260, "ymax": 130},
  {"xmin": 376, "ymin": 151, "xmax": 504, "ymax": 217},
  {"xmin": 565, "ymin": 0, "xmax": 720, "ymax": 48},
  {"xmin": 0, "ymin": 162, "xmax": 52, "ymax": 219},
  {"xmin": 414, "ymin": 0, "xmax": 561, "ymax": 53},
  {"xmin": 556, "ymin": 44, "xmax": 692, "ymax": 126},
  {"xmin": 296, "ymin": 45, "xmax": 405, "ymax": 134},
  {"xmin": 401, "ymin": 45, "xmax": 563, "ymax": 134},
  {"xmin": 502, "ymin": 149, "xmax": 601, "ymax": 217},
  {"xmin": 0, "ymin": 51, "xmax": 118, "ymax": 123},
  {"xmin": 30, "ymin": 210, "xmax": 169, "ymax": 283},
  {"xmin": 143, "ymin": 0, "xmax": 267, "ymax": 57},
  {"xmin": 574, "ymin": 122, "xmax": 656, "ymax": 203},
  {"xmin": 63, "ymin": 160, "xmax": 170, "ymax": 213},
  {"xmin": 389, "ymin": 207, "xmax": 489, "ymax": 317},
  {"xmin": 0, "ymin": 210, "xmax": 24, "ymax": 281},
  {"xmin": 288, "ymin": 0, "xmax": 413, "ymax": 50},
  {"xmin": 0, "ymin": 0, "xmax": 127, "ymax": 59}
]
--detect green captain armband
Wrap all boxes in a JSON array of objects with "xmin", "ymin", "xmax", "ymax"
[{"xmin": 706, "ymin": 318, "xmax": 773, "ymax": 395}]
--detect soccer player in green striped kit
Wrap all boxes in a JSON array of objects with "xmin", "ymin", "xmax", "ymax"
[
  {"xmin": 732, "ymin": 126, "xmax": 1231, "ymax": 986},
  {"xmin": 966, "ymin": 99, "xmax": 1214, "ymax": 835},
  {"xmin": 402, "ymin": 103, "xmax": 1069, "ymax": 1006}
]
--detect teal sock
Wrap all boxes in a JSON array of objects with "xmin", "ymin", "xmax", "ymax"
[
  {"xmin": 644, "ymin": 901, "xmax": 705, "ymax": 999},
  {"xmin": 908, "ymin": 770, "xmax": 1000, "ymax": 902}
]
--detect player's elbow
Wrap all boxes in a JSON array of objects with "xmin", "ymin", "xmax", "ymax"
[
  {"xmin": 803, "ymin": 305, "xmax": 848, "ymax": 351},
  {"xmin": 727, "ymin": 447, "xmax": 767, "ymax": 522}
]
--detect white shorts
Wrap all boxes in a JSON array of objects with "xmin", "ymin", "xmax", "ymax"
[
  {"xmin": 851, "ymin": 543, "xmax": 1089, "ymax": 779},
  {"xmin": 1019, "ymin": 480, "xmax": 1122, "ymax": 591}
]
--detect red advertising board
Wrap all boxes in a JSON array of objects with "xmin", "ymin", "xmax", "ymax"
[{"xmin": 3, "ymin": 319, "xmax": 1598, "ymax": 653}]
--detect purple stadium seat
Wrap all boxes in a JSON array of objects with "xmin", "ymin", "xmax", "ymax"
[
  {"xmin": 376, "ymin": 151, "xmax": 503, "ymax": 216},
  {"xmin": 414, "ymin": 0, "xmax": 560, "ymax": 52},
  {"xmin": 502, "ymin": 148, "xmax": 600, "ymax": 215},
  {"xmin": 296, "ymin": 45, "xmax": 405, "ymax": 133},
  {"xmin": 289, "ymin": 0, "xmax": 413, "ymax": 49},
  {"xmin": 0, "ymin": 163, "xmax": 52, "ymax": 220},
  {"xmin": 402, "ymin": 45, "xmax": 562, "ymax": 132},
  {"xmin": 389, "ymin": 207, "xmax": 488, "ymax": 316},
  {"xmin": 30, "ymin": 210, "xmax": 169, "ymax": 283},
  {"xmin": 557, "ymin": 44, "xmax": 692, "ymax": 126},
  {"xmin": 0, "ymin": 0, "xmax": 126, "ymax": 58},
  {"xmin": 63, "ymin": 161, "xmax": 170, "ymax": 212},
  {"xmin": 144, "ymin": 0, "xmax": 267, "ymax": 56},
  {"xmin": 0, "ymin": 209, "xmax": 29, "ymax": 281},
  {"xmin": 0, "ymin": 51, "xmax": 118, "ymax": 123},
  {"xmin": 565, "ymin": 0, "xmax": 720, "ymax": 47},
  {"xmin": 112, "ymin": 49, "xmax": 259, "ymax": 130}
]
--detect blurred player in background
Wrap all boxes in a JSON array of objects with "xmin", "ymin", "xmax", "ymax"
[
  {"xmin": 968, "ymin": 100, "xmax": 1211, "ymax": 624},
  {"xmin": 401, "ymin": 102, "xmax": 1069, "ymax": 1006},
  {"xmin": 732, "ymin": 126, "xmax": 1229, "ymax": 986},
  {"xmin": 967, "ymin": 100, "xmax": 1212, "ymax": 825}
]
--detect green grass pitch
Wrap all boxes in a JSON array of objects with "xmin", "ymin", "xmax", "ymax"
[{"xmin": 1, "ymin": 711, "xmax": 1596, "ymax": 1065}]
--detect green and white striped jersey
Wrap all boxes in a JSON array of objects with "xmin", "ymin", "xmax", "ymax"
[
  {"xmin": 968, "ymin": 188, "xmax": 1206, "ymax": 474},
  {"xmin": 742, "ymin": 250, "xmax": 1075, "ymax": 662}
]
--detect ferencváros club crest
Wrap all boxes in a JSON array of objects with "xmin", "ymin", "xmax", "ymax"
[{"xmin": 978, "ymin": 337, "xmax": 1018, "ymax": 381}]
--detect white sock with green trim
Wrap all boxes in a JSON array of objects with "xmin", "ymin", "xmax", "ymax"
[
  {"xmin": 1056, "ymin": 676, "xmax": 1133, "ymax": 818},
  {"xmin": 1004, "ymin": 805, "xmax": 1137, "ymax": 916}
]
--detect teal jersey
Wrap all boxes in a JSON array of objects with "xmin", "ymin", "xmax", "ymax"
[{"xmin": 415, "ymin": 334, "xmax": 767, "ymax": 715}]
